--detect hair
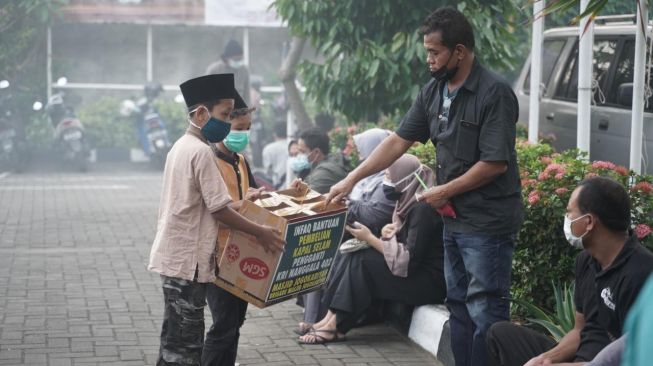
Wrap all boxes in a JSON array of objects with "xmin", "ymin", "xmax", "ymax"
[
  {"xmin": 314, "ymin": 112, "xmax": 335, "ymax": 133},
  {"xmin": 274, "ymin": 121, "xmax": 287, "ymax": 138},
  {"xmin": 288, "ymin": 139, "xmax": 297, "ymax": 151},
  {"xmin": 419, "ymin": 7, "xmax": 475, "ymax": 51},
  {"xmin": 299, "ymin": 127, "xmax": 329, "ymax": 156},
  {"xmin": 576, "ymin": 176, "xmax": 631, "ymax": 232}
]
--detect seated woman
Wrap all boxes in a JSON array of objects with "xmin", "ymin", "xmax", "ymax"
[
  {"xmin": 298, "ymin": 154, "xmax": 446, "ymax": 344},
  {"xmin": 295, "ymin": 128, "xmax": 396, "ymax": 335}
]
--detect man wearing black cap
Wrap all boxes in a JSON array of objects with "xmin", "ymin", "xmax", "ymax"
[
  {"xmin": 206, "ymin": 39, "xmax": 250, "ymax": 104},
  {"xmin": 148, "ymin": 74, "xmax": 284, "ymax": 366}
]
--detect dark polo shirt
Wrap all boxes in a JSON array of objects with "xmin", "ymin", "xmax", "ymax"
[
  {"xmin": 574, "ymin": 235, "xmax": 653, "ymax": 360},
  {"xmin": 396, "ymin": 59, "xmax": 523, "ymax": 235}
]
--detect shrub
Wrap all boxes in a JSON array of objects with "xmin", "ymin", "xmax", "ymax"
[
  {"xmin": 153, "ymin": 99, "xmax": 188, "ymax": 142},
  {"xmin": 76, "ymin": 97, "xmax": 188, "ymax": 150},
  {"xmin": 77, "ymin": 97, "xmax": 135, "ymax": 149},
  {"xmin": 512, "ymin": 282, "xmax": 576, "ymax": 341},
  {"xmin": 514, "ymin": 140, "xmax": 653, "ymax": 309}
]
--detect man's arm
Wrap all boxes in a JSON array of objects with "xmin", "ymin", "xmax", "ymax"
[
  {"xmin": 525, "ymin": 312, "xmax": 585, "ymax": 366},
  {"xmin": 325, "ymin": 133, "xmax": 412, "ymax": 204},
  {"xmin": 418, "ymin": 160, "xmax": 507, "ymax": 208},
  {"xmin": 212, "ymin": 206, "xmax": 284, "ymax": 252}
]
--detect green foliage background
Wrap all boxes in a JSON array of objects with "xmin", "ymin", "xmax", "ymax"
[{"xmin": 273, "ymin": 0, "xmax": 524, "ymax": 123}]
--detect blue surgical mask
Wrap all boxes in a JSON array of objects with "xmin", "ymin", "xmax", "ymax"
[
  {"xmin": 289, "ymin": 154, "xmax": 311, "ymax": 173},
  {"xmin": 223, "ymin": 131, "xmax": 249, "ymax": 153},
  {"xmin": 188, "ymin": 106, "xmax": 231, "ymax": 143}
]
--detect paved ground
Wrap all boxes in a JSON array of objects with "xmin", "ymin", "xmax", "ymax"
[{"xmin": 0, "ymin": 163, "xmax": 441, "ymax": 366}]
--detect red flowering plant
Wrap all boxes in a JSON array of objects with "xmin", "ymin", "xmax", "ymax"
[{"xmin": 514, "ymin": 140, "xmax": 653, "ymax": 311}]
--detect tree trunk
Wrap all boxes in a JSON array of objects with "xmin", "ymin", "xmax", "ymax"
[{"xmin": 279, "ymin": 36, "xmax": 312, "ymax": 131}]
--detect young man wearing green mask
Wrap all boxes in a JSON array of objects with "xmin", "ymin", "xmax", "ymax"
[
  {"xmin": 203, "ymin": 91, "xmax": 261, "ymax": 366},
  {"xmin": 148, "ymin": 74, "xmax": 284, "ymax": 366}
]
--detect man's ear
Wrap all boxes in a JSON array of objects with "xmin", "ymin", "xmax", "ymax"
[
  {"xmin": 586, "ymin": 214, "xmax": 596, "ymax": 231},
  {"xmin": 455, "ymin": 44, "xmax": 466, "ymax": 60},
  {"xmin": 194, "ymin": 105, "xmax": 209, "ymax": 123}
]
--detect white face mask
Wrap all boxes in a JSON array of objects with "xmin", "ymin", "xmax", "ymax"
[{"xmin": 563, "ymin": 213, "xmax": 590, "ymax": 250}]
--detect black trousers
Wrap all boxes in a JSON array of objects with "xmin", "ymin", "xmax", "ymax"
[
  {"xmin": 325, "ymin": 249, "xmax": 444, "ymax": 334},
  {"xmin": 202, "ymin": 283, "xmax": 248, "ymax": 366},
  {"xmin": 157, "ymin": 275, "xmax": 207, "ymax": 366},
  {"xmin": 486, "ymin": 321, "xmax": 558, "ymax": 366}
]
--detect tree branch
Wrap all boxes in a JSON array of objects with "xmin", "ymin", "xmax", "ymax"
[{"xmin": 279, "ymin": 36, "xmax": 312, "ymax": 132}]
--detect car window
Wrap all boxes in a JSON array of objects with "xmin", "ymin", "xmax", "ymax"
[
  {"xmin": 522, "ymin": 39, "xmax": 566, "ymax": 95},
  {"xmin": 611, "ymin": 39, "xmax": 653, "ymax": 111},
  {"xmin": 554, "ymin": 38, "xmax": 619, "ymax": 103}
]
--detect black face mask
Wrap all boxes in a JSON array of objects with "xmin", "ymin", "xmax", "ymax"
[
  {"xmin": 430, "ymin": 50, "xmax": 459, "ymax": 82},
  {"xmin": 382, "ymin": 184, "xmax": 402, "ymax": 201}
]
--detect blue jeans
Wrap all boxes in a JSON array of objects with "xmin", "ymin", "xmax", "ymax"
[{"xmin": 443, "ymin": 230, "xmax": 515, "ymax": 366}]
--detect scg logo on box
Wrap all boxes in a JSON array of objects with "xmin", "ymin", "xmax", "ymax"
[{"xmin": 240, "ymin": 258, "xmax": 269, "ymax": 280}]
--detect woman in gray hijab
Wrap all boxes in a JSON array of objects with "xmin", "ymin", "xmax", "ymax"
[
  {"xmin": 295, "ymin": 128, "xmax": 395, "ymax": 335},
  {"xmin": 295, "ymin": 128, "xmax": 396, "ymax": 335},
  {"xmin": 298, "ymin": 154, "xmax": 446, "ymax": 344},
  {"xmin": 348, "ymin": 128, "xmax": 396, "ymax": 234}
]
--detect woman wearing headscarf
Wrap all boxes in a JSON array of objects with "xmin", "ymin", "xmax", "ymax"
[
  {"xmin": 295, "ymin": 128, "xmax": 396, "ymax": 335},
  {"xmin": 298, "ymin": 154, "xmax": 446, "ymax": 344},
  {"xmin": 347, "ymin": 128, "xmax": 397, "ymax": 235}
]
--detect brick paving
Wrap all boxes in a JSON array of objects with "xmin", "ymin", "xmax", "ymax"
[{"xmin": 0, "ymin": 163, "xmax": 441, "ymax": 366}]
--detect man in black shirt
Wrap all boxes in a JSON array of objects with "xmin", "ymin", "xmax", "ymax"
[
  {"xmin": 326, "ymin": 7, "xmax": 521, "ymax": 366},
  {"xmin": 486, "ymin": 177, "xmax": 653, "ymax": 366}
]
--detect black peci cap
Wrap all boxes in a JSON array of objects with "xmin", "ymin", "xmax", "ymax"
[
  {"xmin": 179, "ymin": 74, "xmax": 235, "ymax": 108},
  {"xmin": 234, "ymin": 90, "xmax": 247, "ymax": 110}
]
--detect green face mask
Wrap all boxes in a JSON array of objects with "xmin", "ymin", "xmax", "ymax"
[{"xmin": 223, "ymin": 130, "xmax": 250, "ymax": 153}]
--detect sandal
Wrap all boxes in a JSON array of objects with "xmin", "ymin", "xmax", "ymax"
[
  {"xmin": 297, "ymin": 328, "xmax": 346, "ymax": 345},
  {"xmin": 293, "ymin": 322, "xmax": 313, "ymax": 336}
]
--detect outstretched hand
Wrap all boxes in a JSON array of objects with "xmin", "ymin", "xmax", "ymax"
[{"xmin": 324, "ymin": 177, "xmax": 355, "ymax": 207}]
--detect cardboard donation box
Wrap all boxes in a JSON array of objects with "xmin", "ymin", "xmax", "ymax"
[{"xmin": 215, "ymin": 187, "xmax": 348, "ymax": 308}]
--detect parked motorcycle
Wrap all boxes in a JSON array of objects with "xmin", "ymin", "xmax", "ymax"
[
  {"xmin": 37, "ymin": 81, "xmax": 89, "ymax": 172},
  {"xmin": 120, "ymin": 82, "xmax": 171, "ymax": 168},
  {"xmin": 0, "ymin": 80, "xmax": 26, "ymax": 173}
]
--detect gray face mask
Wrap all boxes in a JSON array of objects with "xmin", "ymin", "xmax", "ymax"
[{"xmin": 563, "ymin": 214, "xmax": 590, "ymax": 250}]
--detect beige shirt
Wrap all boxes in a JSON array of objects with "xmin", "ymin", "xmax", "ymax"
[{"xmin": 148, "ymin": 127, "xmax": 232, "ymax": 283}]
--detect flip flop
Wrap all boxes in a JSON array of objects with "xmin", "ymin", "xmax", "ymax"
[{"xmin": 297, "ymin": 328, "xmax": 346, "ymax": 345}]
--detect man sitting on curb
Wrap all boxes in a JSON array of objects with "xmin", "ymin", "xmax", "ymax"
[{"xmin": 486, "ymin": 176, "xmax": 653, "ymax": 366}]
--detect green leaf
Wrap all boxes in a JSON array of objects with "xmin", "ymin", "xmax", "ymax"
[{"xmin": 368, "ymin": 59, "xmax": 380, "ymax": 78}]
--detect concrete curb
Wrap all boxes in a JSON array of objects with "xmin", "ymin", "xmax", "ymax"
[{"xmin": 408, "ymin": 304, "xmax": 454, "ymax": 366}]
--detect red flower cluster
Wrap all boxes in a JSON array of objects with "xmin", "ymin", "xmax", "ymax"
[
  {"xmin": 635, "ymin": 224, "xmax": 652, "ymax": 240},
  {"xmin": 528, "ymin": 191, "xmax": 541, "ymax": 205},
  {"xmin": 632, "ymin": 182, "xmax": 653, "ymax": 194},
  {"xmin": 592, "ymin": 161, "xmax": 616, "ymax": 170},
  {"xmin": 555, "ymin": 187, "xmax": 569, "ymax": 195},
  {"xmin": 539, "ymin": 163, "xmax": 566, "ymax": 181}
]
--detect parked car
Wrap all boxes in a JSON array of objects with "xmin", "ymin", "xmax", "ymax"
[{"xmin": 514, "ymin": 16, "xmax": 653, "ymax": 174}]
